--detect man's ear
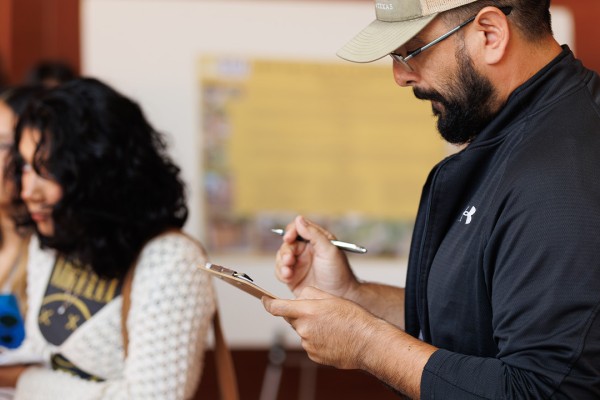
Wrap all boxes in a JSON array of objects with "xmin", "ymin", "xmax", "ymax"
[{"xmin": 471, "ymin": 6, "xmax": 510, "ymax": 65}]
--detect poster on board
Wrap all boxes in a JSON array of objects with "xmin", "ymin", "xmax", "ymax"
[{"xmin": 199, "ymin": 56, "xmax": 450, "ymax": 257}]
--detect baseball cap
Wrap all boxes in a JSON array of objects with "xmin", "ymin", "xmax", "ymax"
[{"xmin": 337, "ymin": 0, "xmax": 479, "ymax": 63}]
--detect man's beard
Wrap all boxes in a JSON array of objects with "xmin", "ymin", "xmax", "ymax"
[{"xmin": 413, "ymin": 51, "xmax": 497, "ymax": 145}]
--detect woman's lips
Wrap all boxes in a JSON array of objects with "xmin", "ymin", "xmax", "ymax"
[{"xmin": 29, "ymin": 211, "xmax": 50, "ymax": 222}]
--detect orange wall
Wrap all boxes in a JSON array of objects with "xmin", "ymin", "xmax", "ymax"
[
  {"xmin": 0, "ymin": 0, "xmax": 13, "ymax": 85},
  {"xmin": 0, "ymin": 0, "xmax": 79, "ymax": 85},
  {"xmin": 552, "ymin": 0, "xmax": 600, "ymax": 72},
  {"xmin": 0, "ymin": 1, "xmax": 598, "ymax": 84}
]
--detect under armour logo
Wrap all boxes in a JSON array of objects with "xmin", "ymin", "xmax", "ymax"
[{"xmin": 460, "ymin": 206, "xmax": 477, "ymax": 225}]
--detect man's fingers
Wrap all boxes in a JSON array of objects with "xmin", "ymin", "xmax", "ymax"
[
  {"xmin": 275, "ymin": 247, "xmax": 294, "ymax": 281},
  {"xmin": 283, "ymin": 219, "xmax": 300, "ymax": 243},
  {"xmin": 262, "ymin": 297, "xmax": 301, "ymax": 319},
  {"xmin": 297, "ymin": 215, "xmax": 336, "ymax": 241},
  {"xmin": 263, "ymin": 290, "xmax": 333, "ymax": 317}
]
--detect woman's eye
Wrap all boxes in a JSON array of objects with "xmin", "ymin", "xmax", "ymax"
[{"xmin": 0, "ymin": 142, "xmax": 12, "ymax": 151}]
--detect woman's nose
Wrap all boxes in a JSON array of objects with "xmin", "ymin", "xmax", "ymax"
[{"xmin": 20, "ymin": 170, "xmax": 40, "ymax": 201}]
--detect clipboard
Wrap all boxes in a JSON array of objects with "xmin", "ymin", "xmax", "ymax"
[{"xmin": 202, "ymin": 263, "xmax": 279, "ymax": 300}]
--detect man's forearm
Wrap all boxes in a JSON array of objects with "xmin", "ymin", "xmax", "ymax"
[
  {"xmin": 358, "ymin": 316, "xmax": 436, "ymax": 399},
  {"xmin": 347, "ymin": 282, "xmax": 405, "ymax": 330}
]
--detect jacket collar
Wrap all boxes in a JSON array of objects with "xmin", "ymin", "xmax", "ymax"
[{"xmin": 470, "ymin": 46, "xmax": 585, "ymax": 146}]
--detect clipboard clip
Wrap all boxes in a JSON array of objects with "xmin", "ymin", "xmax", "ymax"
[
  {"xmin": 202, "ymin": 262, "xmax": 278, "ymax": 300},
  {"xmin": 206, "ymin": 263, "xmax": 254, "ymax": 282}
]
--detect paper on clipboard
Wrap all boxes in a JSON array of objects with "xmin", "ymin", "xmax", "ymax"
[{"xmin": 202, "ymin": 263, "xmax": 279, "ymax": 300}]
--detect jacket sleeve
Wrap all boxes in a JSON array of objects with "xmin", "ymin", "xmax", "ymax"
[{"xmin": 419, "ymin": 145, "xmax": 600, "ymax": 399}]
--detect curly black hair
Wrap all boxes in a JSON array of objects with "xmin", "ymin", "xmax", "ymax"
[
  {"xmin": 10, "ymin": 77, "xmax": 188, "ymax": 279},
  {"xmin": 1, "ymin": 85, "xmax": 47, "ymax": 116},
  {"xmin": 25, "ymin": 60, "xmax": 76, "ymax": 87},
  {"xmin": 1, "ymin": 85, "xmax": 46, "ymax": 246}
]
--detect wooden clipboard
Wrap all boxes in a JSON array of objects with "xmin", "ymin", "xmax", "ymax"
[{"xmin": 202, "ymin": 263, "xmax": 279, "ymax": 300}]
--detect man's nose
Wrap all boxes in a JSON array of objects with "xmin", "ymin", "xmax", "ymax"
[{"xmin": 392, "ymin": 61, "xmax": 418, "ymax": 87}]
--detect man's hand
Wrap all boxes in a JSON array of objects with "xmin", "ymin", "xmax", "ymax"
[
  {"xmin": 262, "ymin": 287, "xmax": 437, "ymax": 399},
  {"xmin": 275, "ymin": 215, "xmax": 360, "ymax": 298},
  {"xmin": 263, "ymin": 286, "xmax": 381, "ymax": 369}
]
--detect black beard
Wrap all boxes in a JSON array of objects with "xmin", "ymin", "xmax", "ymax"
[{"xmin": 413, "ymin": 52, "xmax": 497, "ymax": 145}]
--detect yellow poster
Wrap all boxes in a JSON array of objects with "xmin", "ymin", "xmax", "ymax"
[{"xmin": 200, "ymin": 56, "xmax": 445, "ymax": 255}]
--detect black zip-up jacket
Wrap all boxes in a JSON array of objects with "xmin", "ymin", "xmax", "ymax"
[{"xmin": 405, "ymin": 47, "xmax": 600, "ymax": 399}]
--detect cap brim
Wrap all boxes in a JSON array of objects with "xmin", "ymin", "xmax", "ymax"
[{"xmin": 337, "ymin": 13, "xmax": 438, "ymax": 63}]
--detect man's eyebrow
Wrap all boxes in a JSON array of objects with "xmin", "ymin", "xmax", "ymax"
[
  {"xmin": 394, "ymin": 36, "xmax": 422, "ymax": 54},
  {"xmin": 406, "ymin": 35, "xmax": 425, "ymax": 49}
]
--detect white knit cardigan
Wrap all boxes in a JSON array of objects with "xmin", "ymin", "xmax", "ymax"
[{"xmin": 12, "ymin": 232, "xmax": 216, "ymax": 399}]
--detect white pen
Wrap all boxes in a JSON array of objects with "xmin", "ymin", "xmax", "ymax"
[{"xmin": 270, "ymin": 228, "xmax": 368, "ymax": 254}]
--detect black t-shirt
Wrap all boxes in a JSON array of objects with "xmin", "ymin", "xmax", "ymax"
[{"xmin": 38, "ymin": 256, "xmax": 121, "ymax": 380}]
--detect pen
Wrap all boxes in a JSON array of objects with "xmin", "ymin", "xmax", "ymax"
[{"xmin": 270, "ymin": 228, "xmax": 368, "ymax": 254}]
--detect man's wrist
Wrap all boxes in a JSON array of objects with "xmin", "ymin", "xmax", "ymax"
[{"xmin": 343, "ymin": 277, "xmax": 364, "ymax": 302}]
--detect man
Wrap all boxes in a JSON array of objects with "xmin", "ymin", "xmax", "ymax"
[{"xmin": 263, "ymin": 0, "xmax": 600, "ymax": 398}]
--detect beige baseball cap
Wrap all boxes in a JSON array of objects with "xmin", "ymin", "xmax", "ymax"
[{"xmin": 337, "ymin": 0, "xmax": 479, "ymax": 63}]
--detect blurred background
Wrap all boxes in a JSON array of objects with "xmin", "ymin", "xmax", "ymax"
[{"xmin": 1, "ymin": 1, "xmax": 597, "ymax": 398}]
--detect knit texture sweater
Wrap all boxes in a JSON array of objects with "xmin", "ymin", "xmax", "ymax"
[{"xmin": 12, "ymin": 232, "xmax": 215, "ymax": 399}]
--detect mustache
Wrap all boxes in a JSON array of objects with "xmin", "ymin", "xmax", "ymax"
[{"xmin": 413, "ymin": 87, "xmax": 446, "ymax": 104}]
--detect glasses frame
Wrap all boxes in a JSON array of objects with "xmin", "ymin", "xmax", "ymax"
[{"xmin": 390, "ymin": 6, "xmax": 512, "ymax": 72}]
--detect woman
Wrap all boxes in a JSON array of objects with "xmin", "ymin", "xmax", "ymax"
[
  {"xmin": 0, "ymin": 78, "xmax": 215, "ymax": 399},
  {"xmin": 0, "ymin": 87, "xmax": 42, "ymax": 314}
]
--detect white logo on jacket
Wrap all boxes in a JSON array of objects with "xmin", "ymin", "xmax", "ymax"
[{"xmin": 460, "ymin": 206, "xmax": 477, "ymax": 225}]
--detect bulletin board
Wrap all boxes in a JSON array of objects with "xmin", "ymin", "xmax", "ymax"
[{"xmin": 200, "ymin": 56, "xmax": 446, "ymax": 256}]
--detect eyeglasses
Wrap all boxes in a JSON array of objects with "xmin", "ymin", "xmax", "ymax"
[{"xmin": 390, "ymin": 6, "xmax": 512, "ymax": 72}]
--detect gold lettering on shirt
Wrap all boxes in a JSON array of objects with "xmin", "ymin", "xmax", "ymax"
[
  {"xmin": 73, "ymin": 270, "xmax": 89, "ymax": 295},
  {"xmin": 39, "ymin": 309, "xmax": 54, "ymax": 326},
  {"xmin": 93, "ymin": 280, "xmax": 106, "ymax": 302},
  {"xmin": 65, "ymin": 314, "xmax": 81, "ymax": 331},
  {"xmin": 82, "ymin": 274, "xmax": 98, "ymax": 299},
  {"xmin": 104, "ymin": 280, "xmax": 118, "ymax": 302},
  {"xmin": 48, "ymin": 257, "xmax": 120, "ymax": 303},
  {"xmin": 50, "ymin": 258, "xmax": 78, "ymax": 291}
]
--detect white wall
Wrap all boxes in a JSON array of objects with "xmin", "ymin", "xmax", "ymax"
[
  {"xmin": 81, "ymin": 0, "xmax": 574, "ymax": 347},
  {"xmin": 82, "ymin": 0, "xmax": 376, "ymax": 240}
]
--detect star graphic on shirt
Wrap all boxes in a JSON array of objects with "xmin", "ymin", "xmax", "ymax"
[
  {"xmin": 39, "ymin": 308, "xmax": 55, "ymax": 326},
  {"xmin": 65, "ymin": 314, "xmax": 81, "ymax": 331}
]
